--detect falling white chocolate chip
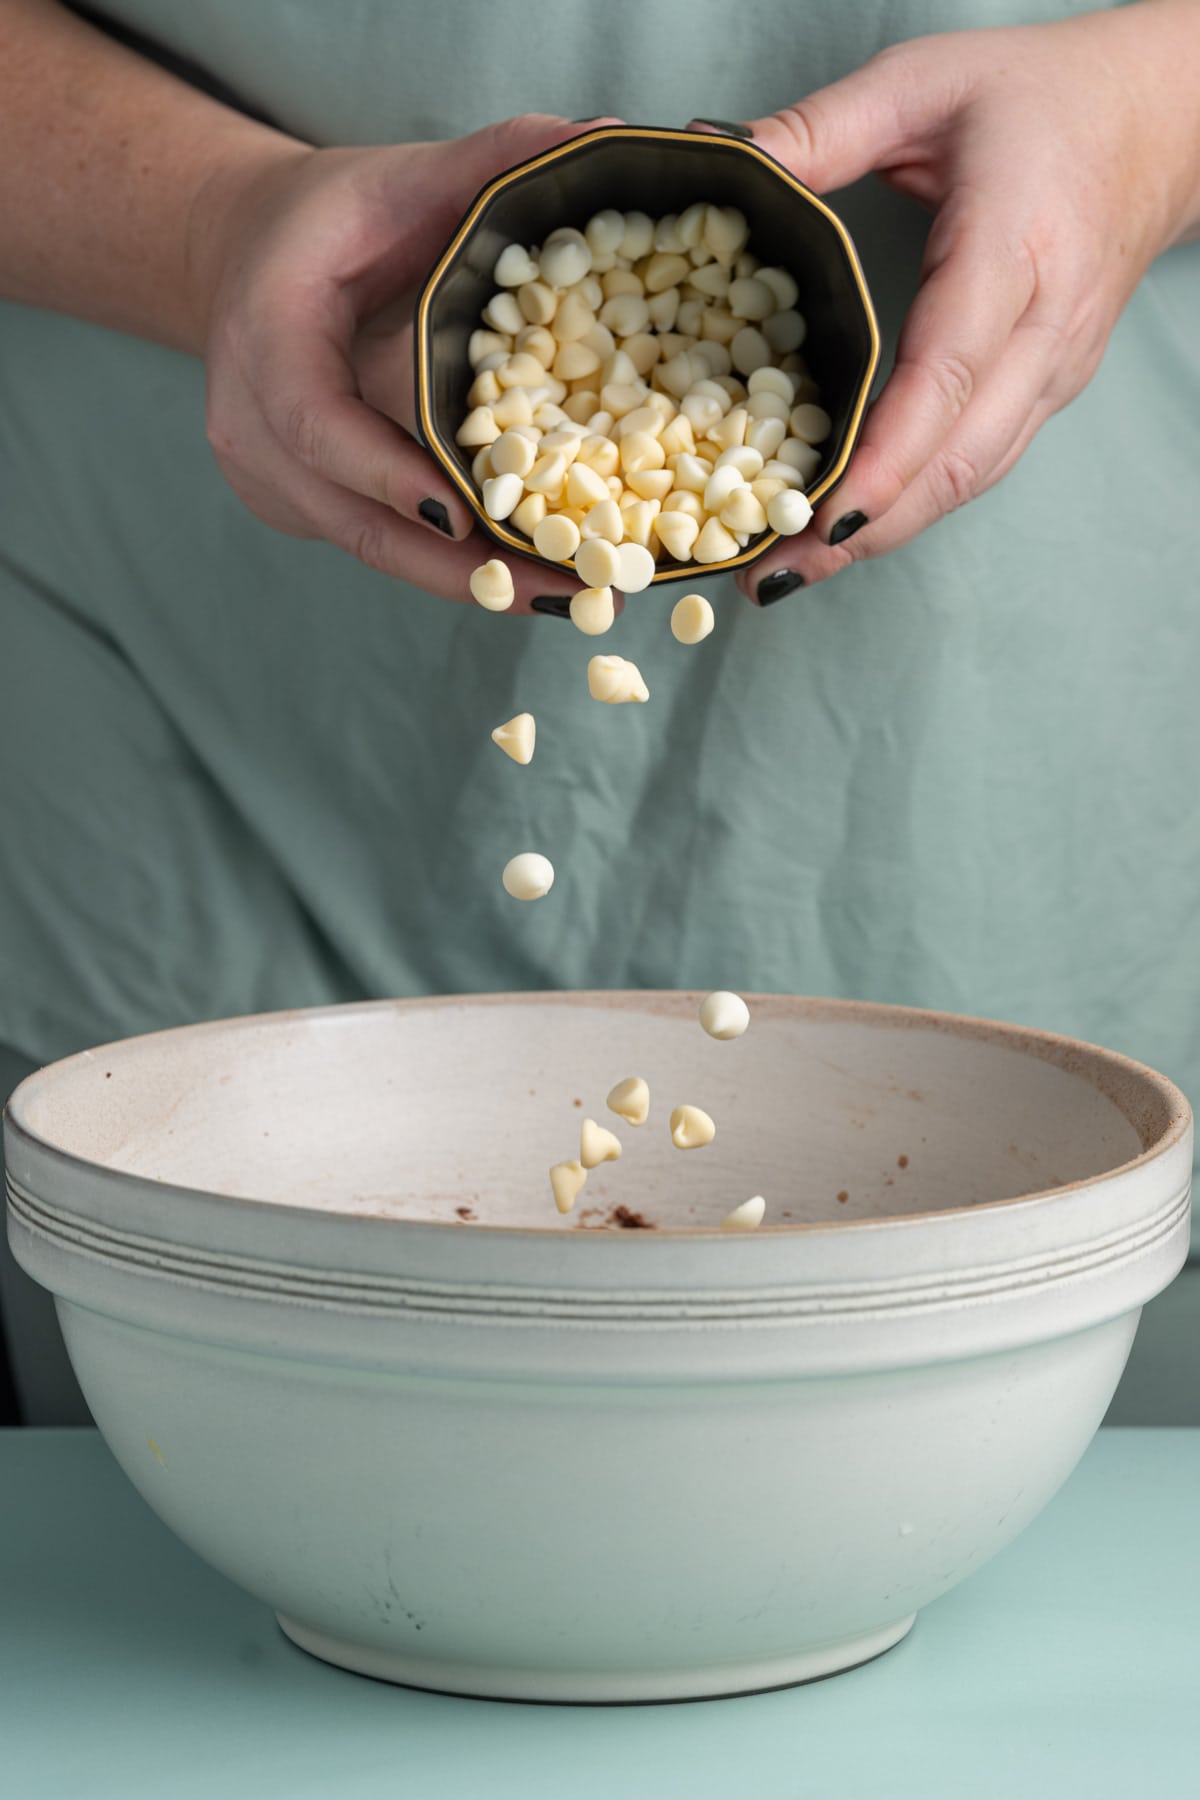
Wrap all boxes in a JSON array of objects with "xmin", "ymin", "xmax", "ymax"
[
  {"xmin": 491, "ymin": 713, "xmax": 535, "ymax": 765},
  {"xmin": 607, "ymin": 1076, "xmax": 650, "ymax": 1126},
  {"xmin": 569, "ymin": 586, "xmax": 616, "ymax": 636},
  {"xmin": 720, "ymin": 1196, "xmax": 766, "ymax": 1231},
  {"xmin": 699, "ymin": 991, "xmax": 750, "ymax": 1040},
  {"xmin": 580, "ymin": 1118, "xmax": 622, "ymax": 1169},
  {"xmin": 550, "ymin": 1159, "xmax": 587, "ymax": 1215},
  {"xmin": 502, "ymin": 853, "xmax": 554, "ymax": 900},
  {"xmin": 669, "ymin": 1104, "xmax": 716, "ymax": 1150},
  {"xmin": 587, "ymin": 655, "xmax": 649, "ymax": 704},
  {"xmin": 671, "ymin": 593, "xmax": 715, "ymax": 645},
  {"xmin": 469, "ymin": 560, "xmax": 515, "ymax": 611}
]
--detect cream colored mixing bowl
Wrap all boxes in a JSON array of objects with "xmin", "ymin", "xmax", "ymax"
[{"xmin": 4, "ymin": 994, "xmax": 1191, "ymax": 1702}]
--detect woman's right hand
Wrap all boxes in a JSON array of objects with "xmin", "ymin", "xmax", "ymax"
[{"xmin": 196, "ymin": 117, "xmax": 598, "ymax": 611}]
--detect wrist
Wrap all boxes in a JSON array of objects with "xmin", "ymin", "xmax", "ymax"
[{"xmin": 183, "ymin": 131, "xmax": 313, "ymax": 355}]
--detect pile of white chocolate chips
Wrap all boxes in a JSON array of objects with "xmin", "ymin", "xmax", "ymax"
[
  {"xmin": 458, "ymin": 202, "xmax": 826, "ymax": 580},
  {"xmin": 463, "ymin": 205, "xmax": 818, "ymax": 1227}
]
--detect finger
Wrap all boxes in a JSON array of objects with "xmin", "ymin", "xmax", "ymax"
[
  {"xmin": 741, "ymin": 323, "xmax": 1053, "ymax": 598},
  {"xmin": 810, "ymin": 208, "xmax": 1040, "ymax": 544},
  {"xmin": 237, "ymin": 449, "xmax": 593, "ymax": 615},
  {"xmin": 255, "ymin": 305, "xmax": 476, "ymax": 541},
  {"xmin": 739, "ymin": 44, "xmax": 970, "ymax": 194}
]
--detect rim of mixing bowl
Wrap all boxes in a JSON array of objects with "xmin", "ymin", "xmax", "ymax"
[{"xmin": 4, "ymin": 993, "xmax": 1190, "ymax": 1239}]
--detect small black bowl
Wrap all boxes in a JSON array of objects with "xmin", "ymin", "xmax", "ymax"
[{"xmin": 414, "ymin": 125, "xmax": 879, "ymax": 585}]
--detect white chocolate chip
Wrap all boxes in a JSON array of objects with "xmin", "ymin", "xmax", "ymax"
[
  {"xmin": 468, "ymin": 329, "xmax": 512, "ymax": 367},
  {"xmin": 491, "ymin": 713, "xmax": 535, "ymax": 765},
  {"xmin": 789, "ymin": 402, "xmax": 832, "ymax": 445},
  {"xmin": 456, "ymin": 406, "xmax": 501, "ymax": 447},
  {"xmin": 699, "ymin": 990, "xmax": 750, "ymax": 1039},
  {"xmin": 671, "ymin": 593, "xmax": 715, "ymax": 644},
  {"xmin": 550, "ymin": 1159, "xmax": 587, "ymax": 1215},
  {"xmin": 569, "ymin": 585, "xmax": 615, "ymax": 635},
  {"xmin": 613, "ymin": 541, "xmax": 656, "ymax": 592},
  {"xmin": 502, "ymin": 853, "xmax": 555, "ymax": 900},
  {"xmin": 730, "ymin": 326, "xmax": 773, "ymax": 376},
  {"xmin": 494, "ymin": 244, "xmax": 540, "ymax": 288},
  {"xmin": 654, "ymin": 510, "xmax": 701, "ymax": 561},
  {"xmin": 756, "ymin": 267, "xmax": 799, "ymax": 311},
  {"xmin": 618, "ymin": 211, "xmax": 655, "ymax": 259},
  {"xmin": 693, "ymin": 517, "xmax": 740, "ymax": 564},
  {"xmin": 587, "ymin": 654, "xmax": 649, "ymax": 704},
  {"xmin": 669, "ymin": 1104, "xmax": 716, "ymax": 1149},
  {"xmin": 580, "ymin": 1118, "xmax": 622, "ymax": 1169},
  {"xmin": 607, "ymin": 1075, "xmax": 650, "ymax": 1126},
  {"xmin": 776, "ymin": 438, "xmax": 823, "ymax": 481},
  {"xmin": 727, "ymin": 277, "xmax": 776, "ymax": 322},
  {"xmin": 575, "ymin": 536, "xmax": 623, "ymax": 589},
  {"xmin": 747, "ymin": 366, "xmax": 795, "ymax": 403},
  {"xmin": 540, "ymin": 229, "xmax": 592, "ymax": 290},
  {"xmin": 720, "ymin": 487, "xmax": 768, "ymax": 535},
  {"xmin": 763, "ymin": 310, "xmax": 807, "ymax": 354},
  {"xmin": 483, "ymin": 291, "xmax": 525, "ymax": 336},
  {"xmin": 704, "ymin": 205, "xmax": 749, "ymax": 256},
  {"xmin": 582, "ymin": 498, "xmax": 624, "ymax": 544},
  {"xmin": 482, "ymin": 472, "xmax": 524, "ymax": 520},
  {"xmin": 490, "ymin": 429, "xmax": 537, "ymax": 478},
  {"xmin": 720, "ymin": 1196, "xmax": 766, "ymax": 1231},
  {"xmin": 767, "ymin": 489, "xmax": 814, "ymax": 536},
  {"xmin": 586, "ymin": 209, "xmax": 625, "ymax": 257},
  {"xmin": 511, "ymin": 492, "xmax": 547, "ymax": 537},
  {"xmin": 533, "ymin": 513, "xmax": 582, "ymax": 562},
  {"xmin": 469, "ymin": 560, "xmax": 515, "ymax": 611}
]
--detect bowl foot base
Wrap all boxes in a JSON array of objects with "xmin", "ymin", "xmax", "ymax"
[{"xmin": 276, "ymin": 1611, "xmax": 916, "ymax": 1703}]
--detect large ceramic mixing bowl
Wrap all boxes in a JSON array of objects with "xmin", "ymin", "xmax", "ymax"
[{"xmin": 4, "ymin": 995, "xmax": 1191, "ymax": 1703}]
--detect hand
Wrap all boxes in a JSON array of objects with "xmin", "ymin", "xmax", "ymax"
[
  {"xmin": 717, "ymin": 1, "xmax": 1200, "ymax": 600},
  {"xmin": 197, "ymin": 117, "xmax": 604, "ymax": 612}
]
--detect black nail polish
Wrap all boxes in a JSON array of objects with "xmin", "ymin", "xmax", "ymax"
[
  {"xmin": 829, "ymin": 510, "xmax": 867, "ymax": 547},
  {"xmin": 757, "ymin": 570, "xmax": 806, "ymax": 606},
  {"xmin": 573, "ymin": 116, "xmax": 605, "ymax": 124},
  {"xmin": 689, "ymin": 117, "xmax": 753, "ymax": 140},
  {"xmin": 419, "ymin": 498, "xmax": 454, "ymax": 538},
  {"xmin": 531, "ymin": 595, "xmax": 574, "ymax": 619}
]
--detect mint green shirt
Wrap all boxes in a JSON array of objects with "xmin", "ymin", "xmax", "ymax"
[{"xmin": 2, "ymin": 0, "xmax": 1197, "ymax": 1182}]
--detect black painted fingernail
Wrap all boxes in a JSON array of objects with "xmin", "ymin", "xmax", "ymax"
[
  {"xmin": 531, "ymin": 595, "xmax": 574, "ymax": 618},
  {"xmin": 419, "ymin": 498, "xmax": 454, "ymax": 538},
  {"xmin": 829, "ymin": 510, "xmax": 867, "ymax": 547},
  {"xmin": 689, "ymin": 117, "xmax": 753, "ymax": 140},
  {"xmin": 573, "ymin": 116, "xmax": 605, "ymax": 124},
  {"xmin": 757, "ymin": 570, "xmax": 806, "ymax": 606}
]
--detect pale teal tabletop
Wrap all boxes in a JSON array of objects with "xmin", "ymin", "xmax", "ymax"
[{"xmin": 3, "ymin": 1429, "xmax": 1198, "ymax": 1798}]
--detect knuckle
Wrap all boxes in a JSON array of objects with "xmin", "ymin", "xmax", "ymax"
[
  {"xmin": 340, "ymin": 515, "xmax": 394, "ymax": 574},
  {"xmin": 283, "ymin": 397, "xmax": 328, "ymax": 468},
  {"xmin": 934, "ymin": 443, "xmax": 984, "ymax": 512},
  {"xmin": 920, "ymin": 348, "xmax": 976, "ymax": 418}
]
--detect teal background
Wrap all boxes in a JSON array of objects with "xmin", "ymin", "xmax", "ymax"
[{"xmin": 2, "ymin": 1, "xmax": 1197, "ymax": 1418}]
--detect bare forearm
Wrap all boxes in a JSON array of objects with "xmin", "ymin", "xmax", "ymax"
[{"xmin": 0, "ymin": 0, "xmax": 307, "ymax": 353}]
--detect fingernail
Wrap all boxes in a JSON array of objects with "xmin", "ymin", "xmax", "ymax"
[
  {"xmin": 531, "ymin": 595, "xmax": 574, "ymax": 619},
  {"xmin": 689, "ymin": 117, "xmax": 753, "ymax": 140},
  {"xmin": 573, "ymin": 116, "xmax": 605, "ymax": 124},
  {"xmin": 829, "ymin": 510, "xmax": 867, "ymax": 547},
  {"xmin": 757, "ymin": 570, "xmax": 805, "ymax": 606},
  {"xmin": 419, "ymin": 498, "xmax": 455, "ymax": 538}
]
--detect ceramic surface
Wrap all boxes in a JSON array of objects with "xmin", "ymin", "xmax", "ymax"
[{"xmin": 4, "ymin": 994, "xmax": 1191, "ymax": 1701}]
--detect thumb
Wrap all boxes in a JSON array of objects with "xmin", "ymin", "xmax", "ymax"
[{"xmin": 739, "ymin": 51, "xmax": 954, "ymax": 194}]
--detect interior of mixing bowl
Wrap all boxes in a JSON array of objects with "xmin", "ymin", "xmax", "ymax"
[{"xmin": 9, "ymin": 995, "xmax": 1181, "ymax": 1232}]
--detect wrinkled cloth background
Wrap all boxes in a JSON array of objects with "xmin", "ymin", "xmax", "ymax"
[{"xmin": 2, "ymin": 0, "xmax": 1197, "ymax": 1422}]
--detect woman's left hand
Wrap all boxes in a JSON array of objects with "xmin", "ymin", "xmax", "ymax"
[{"xmin": 707, "ymin": 0, "xmax": 1200, "ymax": 601}]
